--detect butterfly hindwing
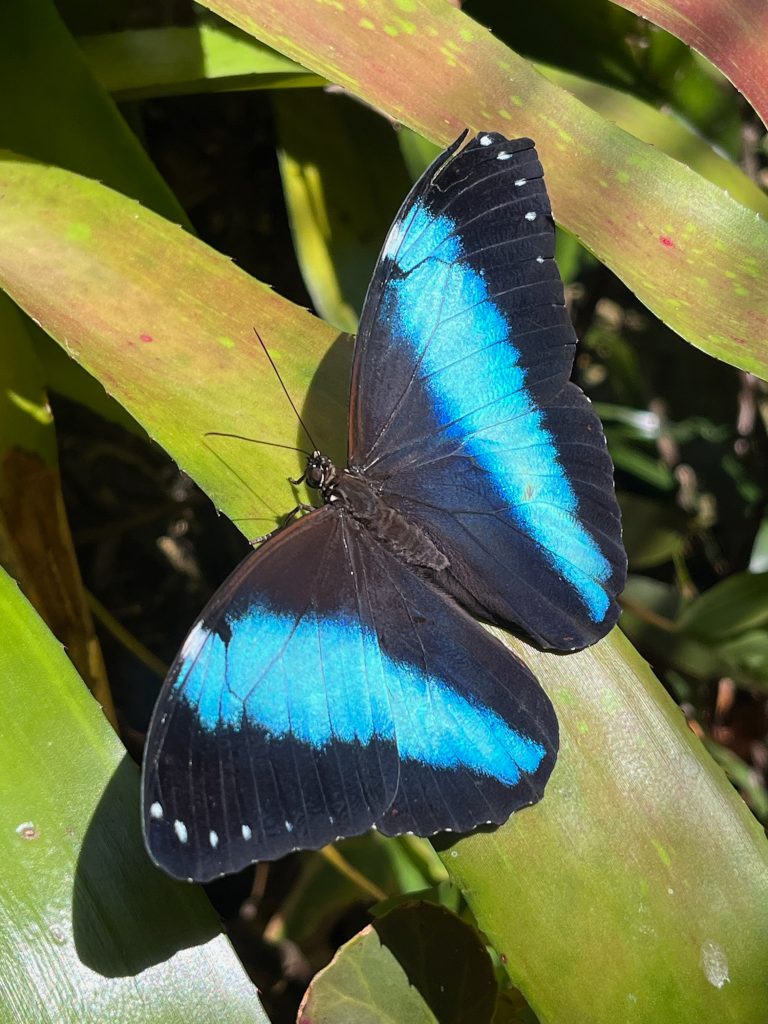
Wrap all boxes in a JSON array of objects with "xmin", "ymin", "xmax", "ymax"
[
  {"xmin": 349, "ymin": 132, "xmax": 626, "ymax": 650},
  {"xmin": 142, "ymin": 505, "xmax": 557, "ymax": 881},
  {"xmin": 352, "ymin": 520, "xmax": 557, "ymax": 836}
]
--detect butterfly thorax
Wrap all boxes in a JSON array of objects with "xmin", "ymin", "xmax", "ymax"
[{"xmin": 304, "ymin": 453, "xmax": 448, "ymax": 572}]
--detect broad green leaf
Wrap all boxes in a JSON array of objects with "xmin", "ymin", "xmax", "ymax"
[
  {"xmin": 618, "ymin": 492, "xmax": 688, "ymax": 569},
  {"xmin": 706, "ymin": 740, "xmax": 768, "ymax": 823},
  {"xmin": 1, "ymin": 157, "xmax": 766, "ymax": 1022},
  {"xmin": 440, "ymin": 627, "xmax": 768, "ymax": 1022},
  {"xmin": 0, "ymin": 566, "xmax": 268, "ymax": 1022},
  {"xmin": 609, "ymin": 0, "xmax": 768, "ymax": 126},
  {"xmin": 678, "ymin": 573, "xmax": 768, "ymax": 641},
  {"xmin": 78, "ymin": 18, "xmax": 321, "ymax": 101},
  {"xmin": 0, "ymin": 154, "xmax": 344, "ymax": 519},
  {"xmin": 275, "ymin": 89, "xmax": 412, "ymax": 331},
  {"xmin": 537, "ymin": 65, "xmax": 768, "ymax": 218},
  {"xmin": 198, "ymin": 0, "xmax": 768, "ymax": 379},
  {"xmin": 468, "ymin": 0, "xmax": 743, "ymax": 154},
  {"xmin": 75, "ymin": 14, "xmax": 766, "ymax": 241},
  {"xmin": 714, "ymin": 631, "xmax": 768, "ymax": 691},
  {"xmin": 297, "ymin": 902, "xmax": 498, "ymax": 1024}
]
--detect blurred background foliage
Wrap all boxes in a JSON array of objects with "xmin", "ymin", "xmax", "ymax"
[{"xmin": 1, "ymin": 1, "xmax": 767, "ymax": 1022}]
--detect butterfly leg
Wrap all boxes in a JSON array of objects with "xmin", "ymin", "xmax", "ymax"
[{"xmin": 249, "ymin": 503, "xmax": 315, "ymax": 546}]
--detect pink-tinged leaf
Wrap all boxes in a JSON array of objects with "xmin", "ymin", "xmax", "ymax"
[
  {"xmin": 197, "ymin": 0, "xmax": 768, "ymax": 379},
  {"xmin": 609, "ymin": 0, "xmax": 768, "ymax": 128},
  {"xmin": 0, "ymin": 154, "xmax": 345, "ymax": 522}
]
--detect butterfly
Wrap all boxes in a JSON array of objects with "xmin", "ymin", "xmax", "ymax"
[{"xmin": 142, "ymin": 130, "xmax": 626, "ymax": 882}]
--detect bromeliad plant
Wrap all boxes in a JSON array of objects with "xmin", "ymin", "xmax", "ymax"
[{"xmin": 0, "ymin": 1, "xmax": 767, "ymax": 1022}]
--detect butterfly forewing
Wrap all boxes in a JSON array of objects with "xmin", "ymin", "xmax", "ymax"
[{"xmin": 349, "ymin": 132, "xmax": 625, "ymax": 649}]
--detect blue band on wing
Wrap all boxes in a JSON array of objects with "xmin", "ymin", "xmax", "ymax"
[
  {"xmin": 383, "ymin": 200, "xmax": 611, "ymax": 622},
  {"xmin": 174, "ymin": 607, "xmax": 546, "ymax": 785}
]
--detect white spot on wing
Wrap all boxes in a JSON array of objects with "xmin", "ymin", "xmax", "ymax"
[
  {"xmin": 497, "ymin": 151, "xmax": 513, "ymax": 160},
  {"xmin": 479, "ymin": 134, "xmax": 493, "ymax": 146},
  {"xmin": 536, "ymin": 256, "xmax": 544, "ymax": 263},
  {"xmin": 700, "ymin": 941, "xmax": 729, "ymax": 988},
  {"xmin": 149, "ymin": 802, "xmax": 163, "ymax": 820},
  {"xmin": 514, "ymin": 178, "xmax": 527, "ymax": 186},
  {"xmin": 525, "ymin": 211, "xmax": 537, "ymax": 221},
  {"xmin": 180, "ymin": 620, "xmax": 210, "ymax": 662},
  {"xmin": 241, "ymin": 824, "xmax": 252, "ymax": 841},
  {"xmin": 209, "ymin": 830, "xmax": 219, "ymax": 849},
  {"xmin": 382, "ymin": 217, "xmax": 408, "ymax": 260},
  {"xmin": 174, "ymin": 819, "xmax": 188, "ymax": 843},
  {"xmin": 285, "ymin": 821, "xmax": 294, "ymax": 833}
]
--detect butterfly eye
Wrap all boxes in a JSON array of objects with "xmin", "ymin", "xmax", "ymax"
[
  {"xmin": 305, "ymin": 453, "xmax": 333, "ymax": 489},
  {"xmin": 305, "ymin": 464, "xmax": 325, "ymax": 488}
]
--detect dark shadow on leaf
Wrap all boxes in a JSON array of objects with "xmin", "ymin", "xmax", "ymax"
[
  {"xmin": 371, "ymin": 902, "xmax": 498, "ymax": 1024},
  {"xmin": 73, "ymin": 754, "xmax": 220, "ymax": 977},
  {"xmin": 298, "ymin": 329, "xmax": 353, "ymax": 467}
]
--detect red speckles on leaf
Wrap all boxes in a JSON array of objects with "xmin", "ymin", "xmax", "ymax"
[
  {"xmin": 139, "ymin": 333, "xmax": 154, "ymax": 343},
  {"xmin": 659, "ymin": 236, "xmax": 675, "ymax": 248}
]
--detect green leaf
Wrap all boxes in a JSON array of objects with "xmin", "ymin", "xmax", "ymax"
[
  {"xmin": 678, "ymin": 573, "xmax": 768, "ymax": 641},
  {"xmin": 0, "ymin": 153, "xmax": 345, "ymax": 518},
  {"xmin": 0, "ymin": 292, "xmax": 116, "ymax": 724},
  {"xmin": 440, "ymin": 627, "xmax": 768, "ymax": 1021},
  {"xmin": 618, "ymin": 492, "xmax": 688, "ymax": 569},
  {"xmin": 279, "ymin": 835, "xmax": 446, "ymax": 948},
  {"xmin": 469, "ymin": 0, "xmax": 743, "ymax": 154},
  {"xmin": 0, "ymin": 0, "xmax": 186, "ymax": 432},
  {"xmin": 78, "ymin": 17, "xmax": 322, "ymax": 101},
  {"xmin": 714, "ymin": 630, "xmax": 768, "ymax": 690},
  {"xmin": 0, "ymin": 0, "xmax": 184, "ymax": 221},
  {"xmin": 197, "ymin": 0, "xmax": 768, "ymax": 378},
  {"xmin": 0, "ymin": 566, "xmax": 268, "ymax": 1022},
  {"xmin": 1, "ymin": 156, "xmax": 767, "ymax": 1023},
  {"xmin": 537, "ymin": 64, "xmax": 768, "ymax": 218},
  {"xmin": 609, "ymin": 0, "xmax": 768, "ymax": 126},
  {"xmin": 274, "ymin": 89, "xmax": 412, "ymax": 331},
  {"xmin": 297, "ymin": 902, "xmax": 498, "ymax": 1024}
]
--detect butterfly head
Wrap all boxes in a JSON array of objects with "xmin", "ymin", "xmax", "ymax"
[{"xmin": 304, "ymin": 451, "xmax": 338, "ymax": 499}]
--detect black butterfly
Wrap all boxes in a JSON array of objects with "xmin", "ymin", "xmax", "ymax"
[{"xmin": 142, "ymin": 131, "xmax": 626, "ymax": 882}]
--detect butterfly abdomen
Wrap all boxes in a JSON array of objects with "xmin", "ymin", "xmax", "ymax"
[{"xmin": 335, "ymin": 470, "xmax": 449, "ymax": 571}]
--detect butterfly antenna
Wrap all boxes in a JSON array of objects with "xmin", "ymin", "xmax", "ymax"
[
  {"xmin": 201, "ymin": 436, "xmax": 281, "ymax": 516},
  {"xmin": 204, "ymin": 432, "xmax": 312, "ymax": 458},
  {"xmin": 253, "ymin": 328, "xmax": 318, "ymax": 451}
]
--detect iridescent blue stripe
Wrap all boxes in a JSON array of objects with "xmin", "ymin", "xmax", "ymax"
[
  {"xmin": 174, "ymin": 608, "xmax": 545, "ymax": 785},
  {"xmin": 384, "ymin": 201, "xmax": 611, "ymax": 621}
]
